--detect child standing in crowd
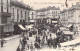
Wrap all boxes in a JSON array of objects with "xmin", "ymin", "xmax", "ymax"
[{"xmin": 30, "ymin": 42, "xmax": 34, "ymax": 51}]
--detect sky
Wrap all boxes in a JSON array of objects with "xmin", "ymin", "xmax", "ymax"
[{"xmin": 18, "ymin": 0, "xmax": 80, "ymax": 10}]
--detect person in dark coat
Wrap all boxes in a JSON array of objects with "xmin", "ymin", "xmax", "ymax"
[
  {"xmin": 1, "ymin": 40, "xmax": 4, "ymax": 48},
  {"xmin": 34, "ymin": 42, "xmax": 40, "ymax": 49},
  {"xmin": 37, "ymin": 38, "xmax": 41, "ymax": 45},
  {"xmin": 16, "ymin": 46, "xmax": 20, "ymax": 51}
]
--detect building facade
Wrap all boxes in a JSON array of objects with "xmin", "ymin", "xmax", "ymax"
[
  {"xmin": 36, "ymin": 6, "xmax": 60, "ymax": 24},
  {"xmin": 47, "ymin": 6, "xmax": 60, "ymax": 24},
  {"xmin": 60, "ymin": 2, "xmax": 80, "ymax": 38},
  {"xmin": 0, "ymin": 0, "xmax": 31, "ymax": 38},
  {"xmin": 0, "ymin": 0, "xmax": 11, "ymax": 38},
  {"xmin": 60, "ymin": 9, "xmax": 68, "ymax": 27},
  {"xmin": 29, "ymin": 9, "xmax": 36, "ymax": 24}
]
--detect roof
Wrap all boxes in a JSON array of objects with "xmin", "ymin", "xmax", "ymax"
[
  {"xmin": 36, "ymin": 6, "xmax": 60, "ymax": 12},
  {"xmin": 68, "ymin": 7, "xmax": 80, "ymax": 11},
  {"xmin": 47, "ymin": 6, "xmax": 60, "ymax": 10},
  {"xmin": 10, "ymin": 0, "xmax": 31, "ymax": 10},
  {"xmin": 36, "ymin": 8, "xmax": 48, "ymax": 12},
  {"xmin": 61, "ymin": 9, "xmax": 68, "ymax": 13},
  {"xmin": 68, "ymin": 3, "xmax": 80, "ymax": 11},
  {"xmin": 30, "ymin": 8, "xmax": 36, "ymax": 11},
  {"xmin": 61, "ymin": 2, "xmax": 80, "ymax": 13}
]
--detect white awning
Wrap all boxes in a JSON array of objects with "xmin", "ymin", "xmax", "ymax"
[
  {"xmin": 52, "ymin": 21, "xmax": 57, "ymax": 23},
  {"xmin": 63, "ymin": 31, "xmax": 74, "ymax": 35},
  {"xmin": 18, "ymin": 25, "xmax": 26, "ymax": 30},
  {"xmin": 25, "ymin": 25, "xmax": 34, "ymax": 29},
  {"xmin": 67, "ymin": 24, "xmax": 72, "ymax": 28},
  {"xmin": 60, "ymin": 38, "xmax": 80, "ymax": 46}
]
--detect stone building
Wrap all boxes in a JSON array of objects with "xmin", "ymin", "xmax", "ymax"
[
  {"xmin": 36, "ymin": 6, "xmax": 60, "ymax": 24},
  {"xmin": 0, "ymin": 0, "xmax": 31, "ymax": 38},
  {"xmin": 60, "ymin": 2, "xmax": 80, "ymax": 38},
  {"xmin": 0, "ymin": 0, "xmax": 11, "ymax": 38},
  {"xmin": 29, "ymin": 9, "xmax": 36, "ymax": 24}
]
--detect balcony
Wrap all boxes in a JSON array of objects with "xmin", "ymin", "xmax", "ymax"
[{"xmin": 1, "ymin": 12, "xmax": 11, "ymax": 17}]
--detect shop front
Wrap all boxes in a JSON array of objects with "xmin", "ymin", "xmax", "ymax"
[
  {"xmin": 0, "ymin": 12, "xmax": 11, "ymax": 38},
  {"xmin": 63, "ymin": 31, "xmax": 74, "ymax": 42}
]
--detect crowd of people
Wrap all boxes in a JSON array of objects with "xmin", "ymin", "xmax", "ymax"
[{"xmin": 16, "ymin": 25, "xmax": 62, "ymax": 51}]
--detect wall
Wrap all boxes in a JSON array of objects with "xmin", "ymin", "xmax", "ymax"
[{"xmin": 10, "ymin": 5, "xmax": 30, "ymax": 22}]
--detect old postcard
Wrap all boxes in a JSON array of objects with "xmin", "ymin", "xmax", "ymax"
[{"xmin": 0, "ymin": 0, "xmax": 80, "ymax": 51}]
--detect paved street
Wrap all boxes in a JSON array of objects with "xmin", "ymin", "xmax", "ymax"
[
  {"xmin": 0, "ymin": 38, "xmax": 20, "ymax": 51},
  {"xmin": 0, "ymin": 0, "xmax": 80, "ymax": 51},
  {"xmin": 0, "ymin": 37, "xmax": 80, "ymax": 51}
]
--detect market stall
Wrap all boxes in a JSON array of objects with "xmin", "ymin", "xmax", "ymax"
[{"xmin": 60, "ymin": 37, "xmax": 80, "ymax": 47}]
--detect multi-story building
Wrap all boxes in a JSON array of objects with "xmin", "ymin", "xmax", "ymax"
[
  {"xmin": 29, "ymin": 9, "xmax": 36, "ymax": 24},
  {"xmin": 36, "ymin": 6, "xmax": 60, "ymax": 24},
  {"xmin": 60, "ymin": 2, "xmax": 80, "ymax": 38},
  {"xmin": 36, "ymin": 8, "xmax": 47, "ymax": 19},
  {"xmin": 10, "ymin": 0, "xmax": 30, "ymax": 23},
  {"xmin": 0, "ymin": 0, "xmax": 11, "ymax": 38},
  {"xmin": 69, "ymin": 2, "xmax": 80, "ymax": 33},
  {"xmin": 0, "ymin": 0, "xmax": 31, "ymax": 38},
  {"xmin": 47, "ymin": 6, "xmax": 60, "ymax": 24},
  {"xmin": 10, "ymin": 0, "xmax": 31, "ymax": 34},
  {"xmin": 60, "ymin": 9, "xmax": 68, "ymax": 27}
]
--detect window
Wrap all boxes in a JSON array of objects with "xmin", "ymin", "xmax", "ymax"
[
  {"xmin": 32, "ymin": 12, "xmax": 34, "ymax": 19},
  {"xmin": 54, "ymin": 11, "xmax": 55, "ymax": 13},
  {"xmin": 52, "ymin": 11, "xmax": 54, "ymax": 13},
  {"xmin": 17, "ymin": 9, "xmax": 19, "ymax": 22},
  {"xmin": 1, "ymin": 6, "xmax": 3, "ymax": 12},
  {"xmin": 13, "ymin": 8, "xmax": 14, "ymax": 21},
  {"xmin": 2, "ymin": 17, "xmax": 7, "ymax": 23},
  {"xmin": 7, "ymin": 0, "xmax": 9, "ymax": 13},
  {"xmin": 79, "ymin": 15, "xmax": 80, "ymax": 17},
  {"xmin": 1, "ymin": 0, "xmax": 3, "ymax": 4},
  {"xmin": 71, "ymin": 11, "xmax": 74, "ymax": 17},
  {"xmin": 7, "ymin": 0, "xmax": 8, "ymax": 3},
  {"xmin": 13, "ymin": 8, "xmax": 14, "ymax": 15},
  {"xmin": 79, "ymin": 25, "xmax": 80, "ymax": 30},
  {"xmin": 55, "ymin": 11, "xmax": 57, "ymax": 13},
  {"xmin": 21, "ymin": 10, "xmax": 23, "ymax": 18},
  {"xmin": 1, "ymin": 0, "xmax": 3, "ymax": 12},
  {"xmin": 7, "ymin": 6, "xmax": 9, "ymax": 13},
  {"xmin": 25, "ymin": 11, "xmax": 26, "ymax": 19},
  {"xmin": 52, "ymin": 11, "xmax": 54, "ymax": 16}
]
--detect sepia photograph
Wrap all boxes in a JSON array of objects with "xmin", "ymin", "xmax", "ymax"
[{"xmin": 0, "ymin": 0, "xmax": 80, "ymax": 51}]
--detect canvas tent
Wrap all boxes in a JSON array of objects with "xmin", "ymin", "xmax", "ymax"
[
  {"xmin": 63, "ymin": 31, "xmax": 74, "ymax": 35},
  {"xmin": 60, "ymin": 38, "xmax": 80, "ymax": 47},
  {"xmin": 25, "ymin": 24, "xmax": 34, "ymax": 29}
]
